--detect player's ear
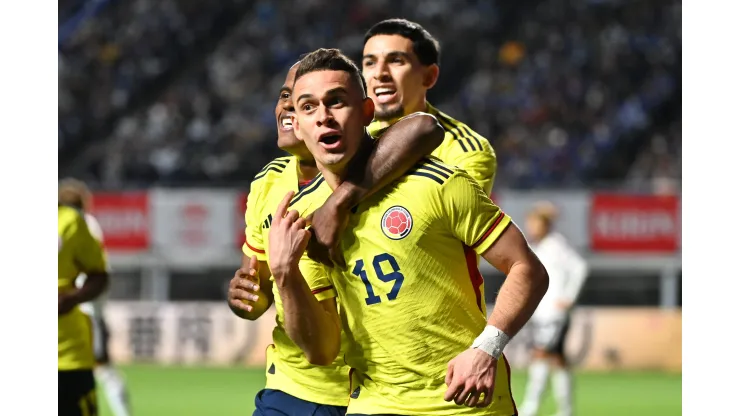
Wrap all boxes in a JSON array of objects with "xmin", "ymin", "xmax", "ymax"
[
  {"xmin": 361, "ymin": 97, "xmax": 375, "ymax": 126},
  {"xmin": 422, "ymin": 64, "xmax": 440, "ymax": 89},
  {"xmin": 290, "ymin": 114, "xmax": 304, "ymax": 141}
]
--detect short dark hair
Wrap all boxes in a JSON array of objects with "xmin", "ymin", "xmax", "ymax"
[
  {"xmin": 295, "ymin": 48, "xmax": 367, "ymax": 97},
  {"xmin": 364, "ymin": 18, "xmax": 440, "ymax": 66}
]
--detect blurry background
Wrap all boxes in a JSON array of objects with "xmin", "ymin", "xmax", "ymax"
[{"xmin": 58, "ymin": 0, "xmax": 681, "ymax": 414}]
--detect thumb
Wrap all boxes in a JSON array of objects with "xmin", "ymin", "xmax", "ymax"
[
  {"xmin": 249, "ymin": 255, "xmax": 259, "ymax": 272},
  {"xmin": 305, "ymin": 212, "xmax": 314, "ymax": 228}
]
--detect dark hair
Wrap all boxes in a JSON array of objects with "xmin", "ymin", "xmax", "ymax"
[
  {"xmin": 364, "ymin": 18, "xmax": 440, "ymax": 66},
  {"xmin": 295, "ymin": 48, "xmax": 367, "ymax": 97}
]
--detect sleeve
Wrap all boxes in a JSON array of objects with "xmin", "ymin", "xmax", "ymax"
[
  {"xmin": 447, "ymin": 139, "xmax": 497, "ymax": 196},
  {"xmin": 298, "ymin": 253, "xmax": 337, "ymax": 301},
  {"xmin": 559, "ymin": 238, "xmax": 589, "ymax": 303},
  {"xmin": 439, "ymin": 172, "xmax": 511, "ymax": 255},
  {"xmin": 73, "ymin": 216, "xmax": 108, "ymax": 274},
  {"xmin": 242, "ymin": 182, "xmax": 267, "ymax": 261}
]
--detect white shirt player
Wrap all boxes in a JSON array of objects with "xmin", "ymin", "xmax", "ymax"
[
  {"xmin": 75, "ymin": 213, "xmax": 108, "ymax": 319},
  {"xmin": 529, "ymin": 232, "xmax": 588, "ymax": 323}
]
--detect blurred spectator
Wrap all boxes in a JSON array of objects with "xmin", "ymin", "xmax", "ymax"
[{"xmin": 61, "ymin": 0, "xmax": 681, "ymax": 190}]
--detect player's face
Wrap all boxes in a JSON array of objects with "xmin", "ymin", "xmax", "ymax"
[
  {"xmin": 291, "ymin": 70, "xmax": 374, "ymax": 171},
  {"xmin": 362, "ymin": 34, "xmax": 438, "ymax": 121},
  {"xmin": 275, "ymin": 65, "xmax": 313, "ymax": 160},
  {"xmin": 525, "ymin": 215, "xmax": 548, "ymax": 242}
]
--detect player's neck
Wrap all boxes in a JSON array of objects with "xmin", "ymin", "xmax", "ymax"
[
  {"xmin": 296, "ymin": 159, "xmax": 319, "ymax": 183},
  {"xmin": 373, "ymin": 98, "xmax": 429, "ymax": 128},
  {"xmin": 320, "ymin": 133, "xmax": 374, "ymax": 191}
]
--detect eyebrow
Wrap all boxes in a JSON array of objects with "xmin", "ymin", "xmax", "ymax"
[
  {"xmin": 296, "ymin": 87, "xmax": 348, "ymax": 103},
  {"xmin": 362, "ymin": 51, "xmax": 412, "ymax": 61},
  {"xmin": 279, "ymin": 86, "xmax": 291, "ymax": 94}
]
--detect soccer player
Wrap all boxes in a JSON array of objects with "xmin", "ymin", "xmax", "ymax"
[
  {"xmin": 269, "ymin": 48, "xmax": 549, "ymax": 415},
  {"xmin": 59, "ymin": 182, "xmax": 110, "ymax": 416},
  {"xmin": 58, "ymin": 179, "xmax": 133, "ymax": 416},
  {"xmin": 519, "ymin": 202, "xmax": 589, "ymax": 416},
  {"xmin": 309, "ymin": 18, "xmax": 497, "ymax": 276},
  {"xmin": 227, "ymin": 61, "xmax": 445, "ymax": 415}
]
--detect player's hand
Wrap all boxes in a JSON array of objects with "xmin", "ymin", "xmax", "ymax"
[
  {"xmin": 444, "ymin": 348, "xmax": 498, "ymax": 408},
  {"xmin": 305, "ymin": 194, "xmax": 348, "ymax": 269},
  {"xmin": 268, "ymin": 191, "xmax": 312, "ymax": 280},
  {"xmin": 58, "ymin": 292, "xmax": 78, "ymax": 316},
  {"xmin": 227, "ymin": 255, "xmax": 262, "ymax": 316}
]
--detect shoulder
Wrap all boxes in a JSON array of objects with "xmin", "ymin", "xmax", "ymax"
[
  {"xmin": 84, "ymin": 213, "xmax": 104, "ymax": 242},
  {"xmin": 249, "ymin": 156, "xmax": 295, "ymax": 194},
  {"xmin": 430, "ymin": 105, "xmax": 494, "ymax": 156},
  {"xmin": 287, "ymin": 172, "xmax": 329, "ymax": 213}
]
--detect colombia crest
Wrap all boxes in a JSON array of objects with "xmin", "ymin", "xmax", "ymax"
[{"xmin": 381, "ymin": 206, "xmax": 413, "ymax": 240}]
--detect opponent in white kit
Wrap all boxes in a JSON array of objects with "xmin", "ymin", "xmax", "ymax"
[{"xmin": 520, "ymin": 202, "xmax": 589, "ymax": 416}]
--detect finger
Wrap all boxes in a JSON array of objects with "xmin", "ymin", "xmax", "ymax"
[
  {"xmin": 273, "ymin": 191, "xmax": 295, "ymax": 225},
  {"xmin": 233, "ymin": 279, "xmax": 260, "ymax": 293},
  {"xmin": 445, "ymin": 364, "xmax": 454, "ymax": 386},
  {"xmin": 298, "ymin": 229, "xmax": 312, "ymax": 252},
  {"xmin": 284, "ymin": 209, "xmax": 300, "ymax": 225},
  {"xmin": 478, "ymin": 383, "xmax": 494, "ymax": 408},
  {"xmin": 229, "ymin": 298, "xmax": 252, "ymax": 312},
  {"xmin": 464, "ymin": 390, "xmax": 480, "ymax": 408},
  {"xmin": 231, "ymin": 288, "xmax": 259, "ymax": 302},
  {"xmin": 235, "ymin": 267, "xmax": 257, "ymax": 280},
  {"xmin": 249, "ymin": 255, "xmax": 259, "ymax": 273},
  {"xmin": 443, "ymin": 381, "xmax": 463, "ymax": 402},
  {"xmin": 292, "ymin": 217, "xmax": 308, "ymax": 231},
  {"xmin": 455, "ymin": 383, "xmax": 475, "ymax": 406},
  {"xmin": 305, "ymin": 212, "xmax": 314, "ymax": 228}
]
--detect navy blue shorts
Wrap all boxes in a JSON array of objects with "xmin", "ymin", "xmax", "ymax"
[{"xmin": 253, "ymin": 389, "xmax": 347, "ymax": 416}]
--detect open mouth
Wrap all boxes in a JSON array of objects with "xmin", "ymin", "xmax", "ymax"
[
  {"xmin": 278, "ymin": 114, "xmax": 294, "ymax": 132},
  {"xmin": 373, "ymin": 86, "xmax": 397, "ymax": 104},
  {"xmin": 319, "ymin": 132, "xmax": 343, "ymax": 150}
]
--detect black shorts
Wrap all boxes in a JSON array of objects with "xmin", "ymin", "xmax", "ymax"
[
  {"xmin": 531, "ymin": 318, "xmax": 571, "ymax": 356},
  {"xmin": 59, "ymin": 370, "xmax": 97, "ymax": 416}
]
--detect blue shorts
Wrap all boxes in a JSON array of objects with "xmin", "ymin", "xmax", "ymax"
[{"xmin": 253, "ymin": 389, "xmax": 347, "ymax": 416}]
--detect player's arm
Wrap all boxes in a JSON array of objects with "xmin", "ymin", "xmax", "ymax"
[
  {"xmin": 269, "ymin": 192, "xmax": 341, "ymax": 366},
  {"xmin": 60, "ymin": 220, "xmax": 110, "ymax": 315},
  {"xmin": 308, "ymin": 113, "xmax": 444, "ymax": 264},
  {"xmin": 441, "ymin": 173, "xmax": 548, "ymax": 407},
  {"xmin": 229, "ymin": 181, "xmax": 275, "ymax": 320}
]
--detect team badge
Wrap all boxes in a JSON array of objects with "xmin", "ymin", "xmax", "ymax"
[{"xmin": 381, "ymin": 206, "xmax": 413, "ymax": 240}]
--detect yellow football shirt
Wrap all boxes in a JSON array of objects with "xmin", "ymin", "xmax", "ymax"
[
  {"xmin": 242, "ymin": 156, "xmax": 351, "ymax": 406},
  {"xmin": 58, "ymin": 205, "xmax": 108, "ymax": 370},
  {"xmin": 292, "ymin": 158, "xmax": 517, "ymax": 415},
  {"xmin": 367, "ymin": 102, "xmax": 497, "ymax": 195}
]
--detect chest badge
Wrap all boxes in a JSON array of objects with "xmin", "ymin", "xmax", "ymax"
[{"xmin": 381, "ymin": 206, "xmax": 413, "ymax": 240}]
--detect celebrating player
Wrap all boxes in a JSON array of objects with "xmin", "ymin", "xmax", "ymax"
[
  {"xmin": 519, "ymin": 202, "xmax": 589, "ymax": 416},
  {"xmin": 308, "ymin": 18, "xmax": 497, "ymax": 268},
  {"xmin": 59, "ymin": 181, "xmax": 111, "ymax": 416},
  {"xmin": 57, "ymin": 179, "xmax": 133, "ymax": 416},
  {"xmin": 270, "ymin": 48, "xmax": 549, "ymax": 415},
  {"xmin": 227, "ymin": 61, "xmax": 445, "ymax": 415}
]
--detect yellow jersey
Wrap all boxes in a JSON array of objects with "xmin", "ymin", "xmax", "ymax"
[
  {"xmin": 242, "ymin": 156, "xmax": 352, "ymax": 406},
  {"xmin": 291, "ymin": 157, "xmax": 517, "ymax": 415},
  {"xmin": 368, "ymin": 102, "xmax": 497, "ymax": 195},
  {"xmin": 58, "ymin": 205, "xmax": 108, "ymax": 370}
]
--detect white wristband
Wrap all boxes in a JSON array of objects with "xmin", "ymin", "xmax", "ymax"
[{"xmin": 471, "ymin": 325, "xmax": 510, "ymax": 359}]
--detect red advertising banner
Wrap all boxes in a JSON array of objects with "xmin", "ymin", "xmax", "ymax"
[
  {"xmin": 589, "ymin": 194, "xmax": 679, "ymax": 253},
  {"xmin": 236, "ymin": 192, "xmax": 248, "ymax": 249},
  {"xmin": 91, "ymin": 192, "xmax": 150, "ymax": 251}
]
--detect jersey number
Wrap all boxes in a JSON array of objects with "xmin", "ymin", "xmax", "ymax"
[{"xmin": 352, "ymin": 253, "xmax": 405, "ymax": 305}]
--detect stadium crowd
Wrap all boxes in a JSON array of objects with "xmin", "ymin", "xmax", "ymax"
[{"xmin": 59, "ymin": 0, "xmax": 681, "ymax": 191}]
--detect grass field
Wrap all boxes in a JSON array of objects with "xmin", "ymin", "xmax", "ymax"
[{"xmin": 97, "ymin": 365, "xmax": 681, "ymax": 415}]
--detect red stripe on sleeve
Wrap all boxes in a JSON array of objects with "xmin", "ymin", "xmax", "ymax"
[
  {"xmin": 311, "ymin": 286, "xmax": 334, "ymax": 295},
  {"xmin": 463, "ymin": 244, "xmax": 484, "ymax": 312},
  {"xmin": 245, "ymin": 240, "xmax": 266, "ymax": 254},
  {"xmin": 471, "ymin": 212, "xmax": 504, "ymax": 249}
]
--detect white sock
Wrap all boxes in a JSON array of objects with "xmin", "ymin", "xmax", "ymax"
[
  {"xmin": 95, "ymin": 365, "xmax": 132, "ymax": 416},
  {"xmin": 551, "ymin": 368, "xmax": 573, "ymax": 416},
  {"xmin": 520, "ymin": 360, "xmax": 550, "ymax": 416}
]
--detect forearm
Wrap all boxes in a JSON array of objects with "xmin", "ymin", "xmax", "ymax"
[
  {"xmin": 69, "ymin": 273, "xmax": 109, "ymax": 305},
  {"xmin": 274, "ymin": 270, "xmax": 340, "ymax": 365},
  {"xmin": 332, "ymin": 113, "xmax": 444, "ymax": 209},
  {"xmin": 488, "ymin": 262, "xmax": 549, "ymax": 337}
]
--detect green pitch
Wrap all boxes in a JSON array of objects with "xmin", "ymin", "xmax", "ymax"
[{"xmin": 98, "ymin": 365, "xmax": 680, "ymax": 415}]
